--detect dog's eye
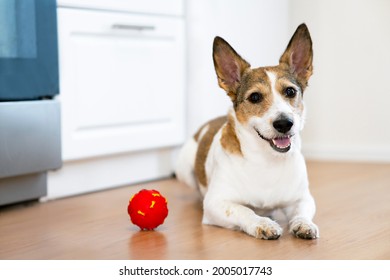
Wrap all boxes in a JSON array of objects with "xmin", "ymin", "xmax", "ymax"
[
  {"xmin": 285, "ymin": 87, "xmax": 297, "ymax": 98},
  {"xmin": 248, "ymin": 92, "xmax": 263, "ymax": 104}
]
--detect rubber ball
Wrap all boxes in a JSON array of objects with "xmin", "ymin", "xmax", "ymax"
[{"xmin": 127, "ymin": 189, "xmax": 168, "ymax": 230}]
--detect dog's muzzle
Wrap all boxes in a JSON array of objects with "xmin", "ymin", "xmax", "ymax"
[{"xmin": 255, "ymin": 117, "xmax": 294, "ymax": 153}]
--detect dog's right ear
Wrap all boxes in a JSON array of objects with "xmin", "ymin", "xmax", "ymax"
[{"xmin": 213, "ymin": 37, "xmax": 250, "ymax": 101}]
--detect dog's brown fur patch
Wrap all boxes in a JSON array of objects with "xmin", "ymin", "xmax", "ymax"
[
  {"xmin": 267, "ymin": 68, "xmax": 303, "ymax": 106},
  {"xmin": 234, "ymin": 68, "xmax": 274, "ymax": 124},
  {"xmin": 221, "ymin": 113, "xmax": 242, "ymax": 155},
  {"xmin": 194, "ymin": 116, "xmax": 227, "ymax": 187},
  {"xmin": 266, "ymin": 67, "xmax": 306, "ymax": 115}
]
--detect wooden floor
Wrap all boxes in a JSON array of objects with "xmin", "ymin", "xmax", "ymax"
[{"xmin": 0, "ymin": 161, "xmax": 389, "ymax": 260}]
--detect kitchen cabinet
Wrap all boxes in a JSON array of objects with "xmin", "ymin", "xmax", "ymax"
[{"xmin": 48, "ymin": 0, "xmax": 185, "ymax": 198}]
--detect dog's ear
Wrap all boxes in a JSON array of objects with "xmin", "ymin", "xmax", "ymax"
[
  {"xmin": 279, "ymin": 23, "xmax": 313, "ymax": 86},
  {"xmin": 213, "ymin": 37, "xmax": 250, "ymax": 101}
]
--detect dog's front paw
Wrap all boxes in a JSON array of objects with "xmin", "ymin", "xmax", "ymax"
[
  {"xmin": 290, "ymin": 218, "xmax": 319, "ymax": 239},
  {"xmin": 249, "ymin": 218, "xmax": 283, "ymax": 240}
]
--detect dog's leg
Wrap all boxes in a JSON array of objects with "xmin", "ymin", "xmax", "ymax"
[
  {"xmin": 283, "ymin": 193, "xmax": 319, "ymax": 239},
  {"xmin": 203, "ymin": 196, "xmax": 283, "ymax": 240}
]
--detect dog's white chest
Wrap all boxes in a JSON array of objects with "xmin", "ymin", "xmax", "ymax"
[
  {"xmin": 238, "ymin": 156, "xmax": 306, "ymax": 208},
  {"xmin": 206, "ymin": 133, "xmax": 308, "ymax": 210}
]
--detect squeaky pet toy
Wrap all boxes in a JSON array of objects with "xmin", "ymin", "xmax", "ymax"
[{"xmin": 127, "ymin": 189, "xmax": 168, "ymax": 230}]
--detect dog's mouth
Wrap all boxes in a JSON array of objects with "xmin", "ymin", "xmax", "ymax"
[{"xmin": 255, "ymin": 129, "xmax": 292, "ymax": 153}]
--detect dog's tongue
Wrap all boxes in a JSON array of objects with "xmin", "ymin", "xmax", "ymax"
[{"xmin": 272, "ymin": 137, "xmax": 291, "ymax": 148}]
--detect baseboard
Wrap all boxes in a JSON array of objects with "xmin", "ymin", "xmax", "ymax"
[
  {"xmin": 302, "ymin": 144, "xmax": 390, "ymax": 163},
  {"xmin": 46, "ymin": 148, "xmax": 177, "ymax": 200}
]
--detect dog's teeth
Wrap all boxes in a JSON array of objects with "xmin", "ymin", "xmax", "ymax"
[{"xmin": 272, "ymin": 137, "xmax": 292, "ymax": 149}]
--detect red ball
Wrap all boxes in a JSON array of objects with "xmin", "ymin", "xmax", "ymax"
[{"xmin": 127, "ymin": 189, "xmax": 168, "ymax": 230}]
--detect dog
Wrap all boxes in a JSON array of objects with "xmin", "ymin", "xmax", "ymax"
[{"xmin": 176, "ymin": 24, "xmax": 319, "ymax": 240}]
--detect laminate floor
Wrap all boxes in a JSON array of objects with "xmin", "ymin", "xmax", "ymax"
[{"xmin": 0, "ymin": 161, "xmax": 389, "ymax": 259}]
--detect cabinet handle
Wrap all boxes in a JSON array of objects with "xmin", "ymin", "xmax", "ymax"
[{"xmin": 111, "ymin": 24, "xmax": 155, "ymax": 31}]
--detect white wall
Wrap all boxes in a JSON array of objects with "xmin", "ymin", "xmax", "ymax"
[
  {"xmin": 291, "ymin": 0, "xmax": 390, "ymax": 162},
  {"xmin": 185, "ymin": 0, "xmax": 289, "ymax": 136},
  {"xmin": 186, "ymin": 0, "xmax": 390, "ymax": 162}
]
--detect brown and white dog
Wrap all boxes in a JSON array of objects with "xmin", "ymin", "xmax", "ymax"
[{"xmin": 176, "ymin": 24, "xmax": 319, "ymax": 240}]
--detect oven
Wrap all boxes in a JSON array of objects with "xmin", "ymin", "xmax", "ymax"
[{"xmin": 0, "ymin": 0, "xmax": 61, "ymax": 206}]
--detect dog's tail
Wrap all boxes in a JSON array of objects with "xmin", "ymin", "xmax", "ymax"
[{"xmin": 174, "ymin": 138, "xmax": 198, "ymax": 190}]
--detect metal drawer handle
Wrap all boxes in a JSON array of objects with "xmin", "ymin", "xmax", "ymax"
[{"xmin": 111, "ymin": 24, "xmax": 155, "ymax": 31}]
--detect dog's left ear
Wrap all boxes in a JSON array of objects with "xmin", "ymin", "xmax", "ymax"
[{"xmin": 279, "ymin": 23, "xmax": 313, "ymax": 85}]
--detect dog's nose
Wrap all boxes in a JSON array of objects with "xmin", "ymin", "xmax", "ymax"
[{"xmin": 273, "ymin": 118, "xmax": 294, "ymax": 134}]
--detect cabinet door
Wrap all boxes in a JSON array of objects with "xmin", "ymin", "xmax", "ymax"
[{"xmin": 58, "ymin": 9, "xmax": 185, "ymax": 160}]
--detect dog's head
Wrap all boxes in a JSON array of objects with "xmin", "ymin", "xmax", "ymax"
[{"xmin": 213, "ymin": 24, "xmax": 313, "ymax": 154}]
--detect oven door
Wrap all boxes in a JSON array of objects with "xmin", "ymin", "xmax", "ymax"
[{"xmin": 0, "ymin": 0, "xmax": 59, "ymax": 101}]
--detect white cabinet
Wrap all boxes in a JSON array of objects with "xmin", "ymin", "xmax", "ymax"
[
  {"xmin": 48, "ymin": 1, "xmax": 185, "ymax": 199},
  {"xmin": 58, "ymin": 8, "xmax": 185, "ymax": 160}
]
